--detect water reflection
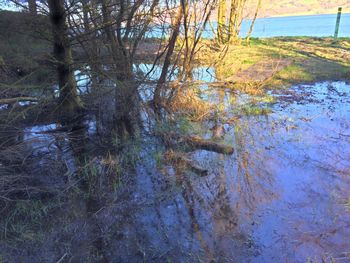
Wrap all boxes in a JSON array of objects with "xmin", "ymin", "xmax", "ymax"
[{"xmin": 1, "ymin": 76, "xmax": 350, "ymax": 262}]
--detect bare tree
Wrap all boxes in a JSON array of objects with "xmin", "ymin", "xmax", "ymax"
[
  {"xmin": 228, "ymin": 0, "xmax": 246, "ymax": 42},
  {"xmin": 217, "ymin": 0, "xmax": 227, "ymax": 43},
  {"xmin": 217, "ymin": 0, "xmax": 257, "ymax": 43},
  {"xmin": 153, "ymin": 2, "xmax": 184, "ymax": 110},
  {"xmin": 246, "ymin": 0, "xmax": 261, "ymax": 44},
  {"xmin": 28, "ymin": 0, "xmax": 37, "ymax": 14},
  {"xmin": 48, "ymin": 0, "xmax": 82, "ymax": 115}
]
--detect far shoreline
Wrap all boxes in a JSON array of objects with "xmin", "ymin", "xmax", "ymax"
[{"xmin": 259, "ymin": 9, "xmax": 350, "ymax": 19}]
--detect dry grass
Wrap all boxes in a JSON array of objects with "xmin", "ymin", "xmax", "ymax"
[{"xmin": 167, "ymin": 85, "xmax": 213, "ymax": 121}]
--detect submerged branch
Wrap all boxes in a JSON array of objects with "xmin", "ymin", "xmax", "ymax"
[
  {"xmin": 181, "ymin": 135, "xmax": 234, "ymax": 155},
  {"xmin": 164, "ymin": 150, "xmax": 208, "ymax": 176},
  {"xmin": 161, "ymin": 132, "xmax": 234, "ymax": 155}
]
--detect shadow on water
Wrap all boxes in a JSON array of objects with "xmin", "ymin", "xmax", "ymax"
[{"xmin": 0, "ymin": 62, "xmax": 350, "ymax": 262}]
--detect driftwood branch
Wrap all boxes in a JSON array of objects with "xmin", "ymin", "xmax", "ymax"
[
  {"xmin": 180, "ymin": 135, "xmax": 234, "ymax": 155},
  {"xmin": 0, "ymin": 97, "xmax": 38, "ymax": 104},
  {"xmin": 158, "ymin": 132, "xmax": 233, "ymax": 176},
  {"xmin": 164, "ymin": 150, "xmax": 208, "ymax": 176},
  {"xmin": 160, "ymin": 132, "xmax": 234, "ymax": 155}
]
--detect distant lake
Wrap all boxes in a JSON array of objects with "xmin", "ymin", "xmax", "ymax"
[
  {"xmin": 148, "ymin": 13, "xmax": 350, "ymax": 39},
  {"xmin": 238, "ymin": 13, "xmax": 350, "ymax": 38}
]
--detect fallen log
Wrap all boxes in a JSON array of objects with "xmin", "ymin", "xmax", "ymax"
[
  {"xmin": 180, "ymin": 135, "xmax": 234, "ymax": 155},
  {"xmin": 159, "ymin": 132, "xmax": 234, "ymax": 155},
  {"xmin": 0, "ymin": 97, "xmax": 38, "ymax": 104},
  {"xmin": 164, "ymin": 150, "xmax": 208, "ymax": 176}
]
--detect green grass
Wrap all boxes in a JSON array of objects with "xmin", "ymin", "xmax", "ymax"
[
  {"xmin": 200, "ymin": 37, "xmax": 350, "ymax": 89},
  {"xmin": 241, "ymin": 105, "xmax": 271, "ymax": 116},
  {"xmin": 347, "ymin": 198, "xmax": 350, "ymax": 211},
  {"xmin": 1, "ymin": 199, "xmax": 59, "ymax": 244}
]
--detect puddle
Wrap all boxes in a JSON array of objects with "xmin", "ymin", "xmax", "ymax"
[
  {"xmin": 117, "ymin": 81, "xmax": 350, "ymax": 262},
  {"xmin": 112, "ymin": 81, "xmax": 347, "ymax": 261},
  {"xmin": 0, "ymin": 100, "xmax": 38, "ymax": 110},
  {"xmin": 215, "ymin": 81, "xmax": 350, "ymax": 261}
]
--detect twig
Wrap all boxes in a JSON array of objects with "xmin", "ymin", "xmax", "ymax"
[{"xmin": 56, "ymin": 252, "xmax": 68, "ymax": 263}]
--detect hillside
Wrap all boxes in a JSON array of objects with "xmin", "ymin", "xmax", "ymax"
[
  {"xmin": 245, "ymin": 0, "xmax": 350, "ymax": 18},
  {"xmin": 0, "ymin": 10, "xmax": 51, "ymax": 82}
]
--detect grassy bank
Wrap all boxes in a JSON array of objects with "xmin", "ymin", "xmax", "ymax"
[
  {"xmin": 199, "ymin": 37, "xmax": 350, "ymax": 89},
  {"xmin": 0, "ymin": 10, "xmax": 51, "ymax": 83}
]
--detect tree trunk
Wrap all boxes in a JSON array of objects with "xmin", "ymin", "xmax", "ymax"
[
  {"xmin": 101, "ymin": 0, "xmax": 140, "ymax": 140},
  {"xmin": 228, "ymin": 0, "xmax": 246, "ymax": 43},
  {"xmin": 48, "ymin": 0, "xmax": 82, "ymax": 116},
  {"xmin": 217, "ymin": 0, "xmax": 227, "ymax": 43},
  {"xmin": 81, "ymin": 0, "xmax": 101, "ymax": 86},
  {"xmin": 246, "ymin": 0, "xmax": 261, "ymax": 44},
  {"xmin": 228, "ymin": 0, "xmax": 239, "ymax": 42},
  {"xmin": 28, "ymin": 0, "xmax": 37, "ymax": 15},
  {"xmin": 153, "ymin": 4, "xmax": 183, "ymax": 110}
]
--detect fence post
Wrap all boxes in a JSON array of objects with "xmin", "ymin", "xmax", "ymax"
[{"xmin": 334, "ymin": 7, "xmax": 342, "ymax": 39}]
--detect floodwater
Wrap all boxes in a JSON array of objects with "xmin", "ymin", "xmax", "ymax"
[
  {"xmin": 1, "ymin": 79, "xmax": 350, "ymax": 262},
  {"xmin": 197, "ymin": 81, "xmax": 350, "ymax": 262}
]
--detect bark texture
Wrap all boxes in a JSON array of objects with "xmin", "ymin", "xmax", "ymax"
[
  {"xmin": 153, "ymin": 4, "xmax": 184, "ymax": 109},
  {"xmin": 48, "ymin": 0, "xmax": 82, "ymax": 115},
  {"xmin": 101, "ymin": 0, "xmax": 140, "ymax": 139},
  {"xmin": 28, "ymin": 0, "xmax": 37, "ymax": 15}
]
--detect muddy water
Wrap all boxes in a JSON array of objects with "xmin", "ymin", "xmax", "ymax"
[
  {"xmin": 103, "ymin": 81, "xmax": 350, "ymax": 262},
  {"xmin": 194, "ymin": 81, "xmax": 350, "ymax": 262},
  {"xmin": 248, "ymin": 82, "xmax": 350, "ymax": 262},
  {"xmin": 1, "ymin": 81, "xmax": 350, "ymax": 262}
]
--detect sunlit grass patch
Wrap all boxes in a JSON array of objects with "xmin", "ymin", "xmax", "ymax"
[
  {"xmin": 198, "ymin": 37, "xmax": 350, "ymax": 90},
  {"xmin": 270, "ymin": 58, "xmax": 350, "ymax": 87},
  {"xmin": 270, "ymin": 64, "xmax": 313, "ymax": 86},
  {"xmin": 346, "ymin": 198, "xmax": 350, "ymax": 211},
  {"xmin": 252, "ymin": 94, "xmax": 275, "ymax": 104},
  {"xmin": 241, "ymin": 105, "xmax": 272, "ymax": 116}
]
